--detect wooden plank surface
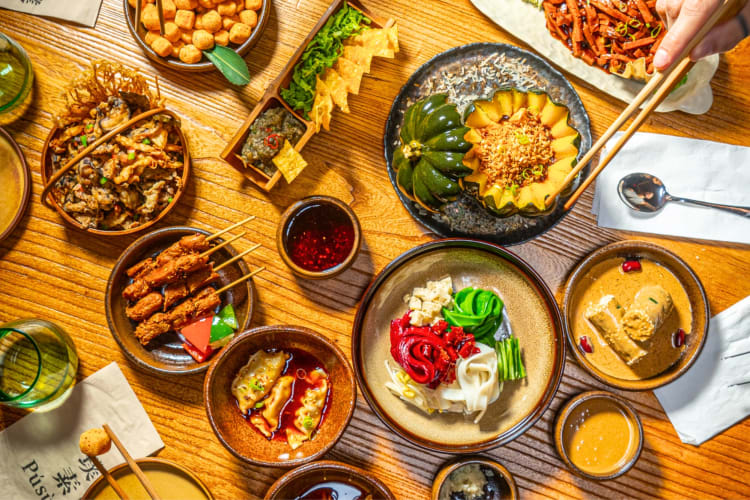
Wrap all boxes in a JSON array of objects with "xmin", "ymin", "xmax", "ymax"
[{"xmin": 1, "ymin": 0, "xmax": 750, "ymax": 498}]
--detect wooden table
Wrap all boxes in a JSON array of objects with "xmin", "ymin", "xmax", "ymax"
[{"xmin": 2, "ymin": 1, "xmax": 750, "ymax": 498}]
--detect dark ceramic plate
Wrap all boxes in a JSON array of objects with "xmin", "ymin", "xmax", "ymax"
[
  {"xmin": 383, "ymin": 43, "xmax": 592, "ymax": 245},
  {"xmin": 352, "ymin": 239, "xmax": 565, "ymax": 453},
  {"xmin": 105, "ymin": 226, "xmax": 255, "ymax": 375}
]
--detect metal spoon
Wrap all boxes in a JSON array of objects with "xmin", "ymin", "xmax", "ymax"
[{"xmin": 617, "ymin": 173, "xmax": 750, "ymax": 217}]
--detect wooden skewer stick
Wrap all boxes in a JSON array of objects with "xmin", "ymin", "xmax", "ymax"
[
  {"xmin": 102, "ymin": 424, "xmax": 162, "ymax": 500},
  {"xmin": 545, "ymin": 0, "xmax": 746, "ymax": 209},
  {"xmin": 214, "ymin": 243, "xmax": 262, "ymax": 272},
  {"xmin": 207, "ymin": 215, "xmax": 256, "ymax": 241},
  {"xmin": 200, "ymin": 232, "xmax": 246, "ymax": 258},
  {"xmin": 215, "ymin": 267, "xmax": 265, "ymax": 295},
  {"xmin": 155, "ymin": 0, "xmax": 166, "ymax": 35},
  {"xmin": 89, "ymin": 456, "xmax": 131, "ymax": 500}
]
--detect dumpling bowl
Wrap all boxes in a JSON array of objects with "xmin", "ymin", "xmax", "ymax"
[{"xmin": 204, "ymin": 325, "xmax": 356, "ymax": 467}]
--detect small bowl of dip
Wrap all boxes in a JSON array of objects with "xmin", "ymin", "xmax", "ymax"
[
  {"xmin": 554, "ymin": 390, "xmax": 643, "ymax": 480},
  {"xmin": 0, "ymin": 127, "xmax": 30, "ymax": 242},
  {"xmin": 432, "ymin": 456, "xmax": 518, "ymax": 500},
  {"xmin": 277, "ymin": 196, "xmax": 362, "ymax": 279}
]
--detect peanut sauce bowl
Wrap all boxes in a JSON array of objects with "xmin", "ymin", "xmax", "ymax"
[
  {"xmin": 105, "ymin": 226, "xmax": 255, "ymax": 375},
  {"xmin": 204, "ymin": 325, "xmax": 357, "ymax": 468}
]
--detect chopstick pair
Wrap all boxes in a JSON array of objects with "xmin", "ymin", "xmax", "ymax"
[
  {"xmin": 135, "ymin": 0, "xmax": 165, "ymax": 35},
  {"xmin": 80, "ymin": 425, "xmax": 161, "ymax": 500},
  {"xmin": 546, "ymin": 0, "xmax": 746, "ymax": 211}
]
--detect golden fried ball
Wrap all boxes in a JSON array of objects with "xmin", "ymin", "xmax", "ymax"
[
  {"xmin": 192, "ymin": 29, "xmax": 215, "ymax": 50},
  {"xmin": 214, "ymin": 29, "xmax": 229, "ymax": 46},
  {"xmin": 174, "ymin": 0, "xmax": 198, "ymax": 8},
  {"xmin": 163, "ymin": 21, "xmax": 182, "ymax": 42},
  {"xmin": 238, "ymin": 9, "xmax": 257, "ymax": 28},
  {"xmin": 174, "ymin": 9, "xmax": 195, "ymax": 30},
  {"xmin": 202, "ymin": 9, "xmax": 222, "ymax": 33},
  {"xmin": 162, "ymin": 0, "xmax": 177, "ymax": 19},
  {"xmin": 245, "ymin": 0, "xmax": 262, "ymax": 10},
  {"xmin": 151, "ymin": 36, "xmax": 174, "ymax": 57},
  {"xmin": 79, "ymin": 429, "xmax": 111, "ymax": 457},
  {"xmin": 179, "ymin": 44, "xmax": 203, "ymax": 64},
  {"xmin": 228, "ymin": 22, "xmax": 251, "ymax": 44}
]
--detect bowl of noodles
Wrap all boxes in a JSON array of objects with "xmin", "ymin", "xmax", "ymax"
[
  {"xmin": 41, "ymin": 60, "xmax": 190, "ymax": 235},
  {"xmin": 351, "ymin": 239, "xmax": 565, "ymax": 452}
]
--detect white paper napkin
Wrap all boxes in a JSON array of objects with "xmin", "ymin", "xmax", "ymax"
[
  {"xmin": 654, "ymin": 295, "xmax": 750, "ymax": 445},
  {"xmin": 0, "ymin": 0, "xmax": 102, "ymax": 27},
  {"xmin": 592, "ymin": 132, "xmax": 750, "ymax": 245},
  {"xmin": 0, "ymin": 362, "xmax": 164, "ymax": 499}
]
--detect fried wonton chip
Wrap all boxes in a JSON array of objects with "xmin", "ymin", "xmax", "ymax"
[
  {"xmin": 272, "ymin": 140, "xmax": 308, "ymax": 183},
  {"xmin": 321, "ymin": 67, "xmax": 349, "ymax": 113},
  {"xmin": 311, "ymin": 76, "xmax": 333, "ymax": 132},
  {"xmin": 342, "ymin": 45, "xmax": 373, "ymax": 73},
  {"xmin": 334, "ymin": 57, "xmax": 364, "ymax": 95},
  {"xmin": 347, "ymin": 26, "xmax": 399, "ymax": 58}
]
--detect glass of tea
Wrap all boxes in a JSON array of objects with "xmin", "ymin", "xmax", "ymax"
[
  {"xmin": 0, "ymin": 318, "xmax": 78, "ymax": 411},
  {"xmin": 0, "ymin": 32, "xmax": 34, "ymax": 125}
]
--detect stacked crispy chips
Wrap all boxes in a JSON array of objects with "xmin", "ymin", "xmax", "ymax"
[{"xmin": 311, "ymin": 25, "xmax": 399, "ymax": 133}]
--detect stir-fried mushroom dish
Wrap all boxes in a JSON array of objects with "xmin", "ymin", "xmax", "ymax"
[{"xmin": 49, "ymin": 61, "xmax": 185, "ymax": 231}]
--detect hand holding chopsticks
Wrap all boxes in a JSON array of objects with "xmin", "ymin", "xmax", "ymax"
[{"xmin": 546, "ymin": 0, "xmax": 748, "ymax": 211}]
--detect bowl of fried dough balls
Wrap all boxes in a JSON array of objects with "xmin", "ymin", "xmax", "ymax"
[{"xmin": 124, "ymin": 0, "xmax": 269, "ymax": 72}]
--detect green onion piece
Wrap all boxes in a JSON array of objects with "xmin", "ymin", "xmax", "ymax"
[
  {"xmin": 127, "ymin": 151, "xmax": 135, "ymax": 160},
  {"xmin": 522, "ymin": 169, "xmax": 531, "ymax": 180},
  {"xmin": 86, "ymin": 123, "xmax": 93, "ymax": 131},
  {"xmin": 254, "ymin": 401, "xmax": 265, "ymax": 409},
  {"xmin": 302, "ymin": 416, "xmax": 314, "ymax": 430},
  {"xmin": 648, "ymin": 297, "xmax": 658, "ymax": 304},
  {"xmin": 81, "ymin": 135, "xmax": 88, "ymax": 147},
  {"xmin": 249, "ymin": 378, "xmax": 264, "ymax": 391},
  {"xmin": 142, "ymin": 138, "xmax": 151, "ymax": 145},
  {"xmin": 651, "ymin": 23, "xmax": 662, "ymax": 37},
  {"xmin": 167, "ymin": 196, "xmax": 174, "ymax": 203},
  {"xmin": 100, "ymin": 177, "xmax": 108, "ymax": 185}
]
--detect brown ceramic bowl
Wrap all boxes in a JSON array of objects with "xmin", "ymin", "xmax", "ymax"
[
  {"xmin": 553, "ymin": 391, "xmax": 644, "ymax": 481},
  {"xmin": 563, "ymin": 240, "xmax": 709, "ymax": 390},
  {"xmin": 432, "ymin": 456, "xmax": 519, "ymax": 500},
  {"xmin": 204, "ymin": 325, "xmax": 357, "ymax": 468},
  {"xmin": 264, "ymin": 460, "xmax": 395, "ymax": 499},
  {"xmin": 105, "ymin": 226, "xmax": 255, "ymax": 375},
  {"xmin": 277, "ymin": 196, "xmax": 362, "ymax": 280},
  {"xmin": 352, "ymin": 239, "xmax": 566, "ymax": 453},
  {"xmin": 123, "ymin": 0, "xmax": 270, "ymax": 72},
  {"xmin": 0, "ymin": 127, "xmax": 30, "ymax": 242},
  {"xmin": 82, "ymin": 458, "xmax": 213, "ymax": 499},
  {"xmin": 40, "ymin": 109, "xmax": 190, "ymax": 236}
]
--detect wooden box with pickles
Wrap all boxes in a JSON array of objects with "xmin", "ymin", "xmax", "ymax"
[{"xmin": 221, "ymin": 0, "xmax": 396, "ymax": 191}]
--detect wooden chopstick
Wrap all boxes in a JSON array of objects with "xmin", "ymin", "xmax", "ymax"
[
  {"xmin": 215, "ymin": 267, "xmax": 265, "ymax": 295},
  {"xmin": 155, "ymin": 0, "xmax": 166, "ymax": 35},
  {"xmin": 214, "ymin": 243, "xmax": 262, "ymax": 272},
  {"xmin": 200, "ymin": 232, "xmax": 246, "ymax": 258},
  {"xmin": 102, "ymin": 424, "xmax": 162, "ymax": 500},
  {"xmin": 89, "ymin": 455, "xmax": 131, "ymax": 500},
  {"xmin": 547, "ymin": 0, "xmax": 745, "ymax": 209},
  {"xmin": 135, "ymin": 0, "xmax": 142, "ymax": 37},
  {"xmin": 207, "ymin": 215, "xmax": 256, "ymax": 241}
]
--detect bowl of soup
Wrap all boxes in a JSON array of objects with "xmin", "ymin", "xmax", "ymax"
[
  {"xmin": 554, "ymin": 391, "xmax": 643, "ymax": 480},
  {"xmin": 264, "ymin": 460, "xmax": 394, "ymax": 499},
  {"xmin": 0, "ymin": 127, "xmax": 30, "ymax": 242},
  {"xmin": 563, "ymin": 240, "xmax": 709, "ymax": 390}
]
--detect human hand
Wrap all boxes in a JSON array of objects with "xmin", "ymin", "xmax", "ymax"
[{"xmin": 653, "ymin": 0, "xmax": 750, "ymax": 71}]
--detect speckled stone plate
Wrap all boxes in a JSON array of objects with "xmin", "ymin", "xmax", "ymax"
[{"xmin": 384, "ymin": 43, "xmax": 592, "ymax": 245}]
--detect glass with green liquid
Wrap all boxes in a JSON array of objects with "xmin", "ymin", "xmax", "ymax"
[
  {"xmin": 0, "ymin": 32, "xmax": 33, "ymax": 125},
  {"xmin": 0, "ymin": 319, "xmax": 78, "ymax": 411}
]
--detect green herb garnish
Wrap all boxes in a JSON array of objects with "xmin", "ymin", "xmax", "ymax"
[
  {"xmin": 85, "ymin": 123, "xmax": 93, "ymax": 131},
  {"xmin": 495, "ymin": 336, "xmax": 526, "ymax": 382},
  {"xmin": 249, "ymin": 379, "xmax": 264, "ymax": 391},
  {"xmin": 127, "ymin": 151, "xmax": 135, "ymax": 160},
  {"xmin": 302, "ymin": 416, "xmax": 314, "ymax": 430},
  {"xmin": 167, "ymin": 196, "xmax": 174, "ymax": 203},
  {"xmin": 204, "ymin": 44, "xmax": 251, "ymax": 86},
  {"xmin": 280, "ymin": 4, "xmax": 371, "ymax": 118},
  {"xmin": 81, "ymin": 135, "xmax": 88, "ymax": 147},
  {"xmin": 648, "ymin": 297, "xmax": 658, "ymax": 304},
  {"xmin": 100, "ymin": 177, "xmax": 108, "ymax": 185},
  {"xmin": 514, "ymin": 131, "xmax": 530, "ymax": 145},
  {"xmin": 142, "ymin": 138, "xmax": 151, "ymax": 145},
  {"xmin": 254, "ymin": 401, "xmax": 265, "ymax": 409}
]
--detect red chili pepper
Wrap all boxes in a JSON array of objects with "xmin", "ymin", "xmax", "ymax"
[
  {"xmin": 622, "ymin": 260, "xmax": 642, "ymax": 272},
  {"xmin": 182, "ymin": 342, "xmax": 213, "ymax": 363},
  {"xmin": 264, "ymin": 133, "xmax": 281, "ymax": 150},
  {"xmin": 579, "ymin": 336, "xmax": 593, "ymax": 354},
  {"xmin": 672, "ymin": 329, "xmax": 686, "ymax": 348}
]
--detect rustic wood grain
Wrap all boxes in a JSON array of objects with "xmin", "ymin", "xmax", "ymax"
[{"xmin": 1, "ymin": 1, "xmax": 750, "ymax": 499}]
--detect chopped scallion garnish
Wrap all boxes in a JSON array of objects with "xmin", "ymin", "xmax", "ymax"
[{"xmin": 100, "ymin": 177, "xmax": 108, "ymax": 185}]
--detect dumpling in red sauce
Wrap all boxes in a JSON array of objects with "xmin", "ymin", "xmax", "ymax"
[{"xmin": 262, "ymin": 375, "xmax": 294, "ymax": 430}]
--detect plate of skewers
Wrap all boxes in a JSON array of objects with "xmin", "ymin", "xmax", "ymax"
[{"xmin": 105, "ymin": 216, "xmax": 264, "ymax": 375}]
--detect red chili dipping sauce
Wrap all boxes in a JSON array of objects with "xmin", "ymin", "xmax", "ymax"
[{"xmin": 284, "ymin": 202, "xmax": 354, "ymax": 272}]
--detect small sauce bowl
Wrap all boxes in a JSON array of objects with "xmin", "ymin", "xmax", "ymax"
[
  {"xmin": 554, "ymin": 390, "xmax": 643, "ymax": 480},
  {"xmin": 432, "ymin": 456, "xmax": 518, "ymax": 500},
  {"xmin": 277, "ymin": 196, "xmax": 361, "ymax": 279}
]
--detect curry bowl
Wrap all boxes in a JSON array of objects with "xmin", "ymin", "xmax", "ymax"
[
  {"xmin": 105, "ymin": 226, "xmax": 255, "ymax": 375},
  {"xmin": 264, "ymin": 460, "xmax": 395, "ymax": 499},
  {"xmin": 553, "ymin": 391, "xmax": 643, "ymax": 480},
  {"xmin": 82, "ymin": 458, "xmax": 213, "ymax": 499},
  {"xmin": 563, "ymin": 240, "xmax": 709, "ymax": 391},
  {"xmin": 432, "ymin": 456, "xmax": 519, "ymax": 500},
  {"xmin": 123, "ymin": 0, "xmax": 270, "ymax": 72},
  {"xmin": 0, "ymin": 127, "xmax": 31, "ymax": 243},
  {"xmin": 204, "ymin": 325, "xmax": 357, "ymax": 468},
  {"xmin": 351, "ymin": 239, "xmax": 565, "ymax": 453}
]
